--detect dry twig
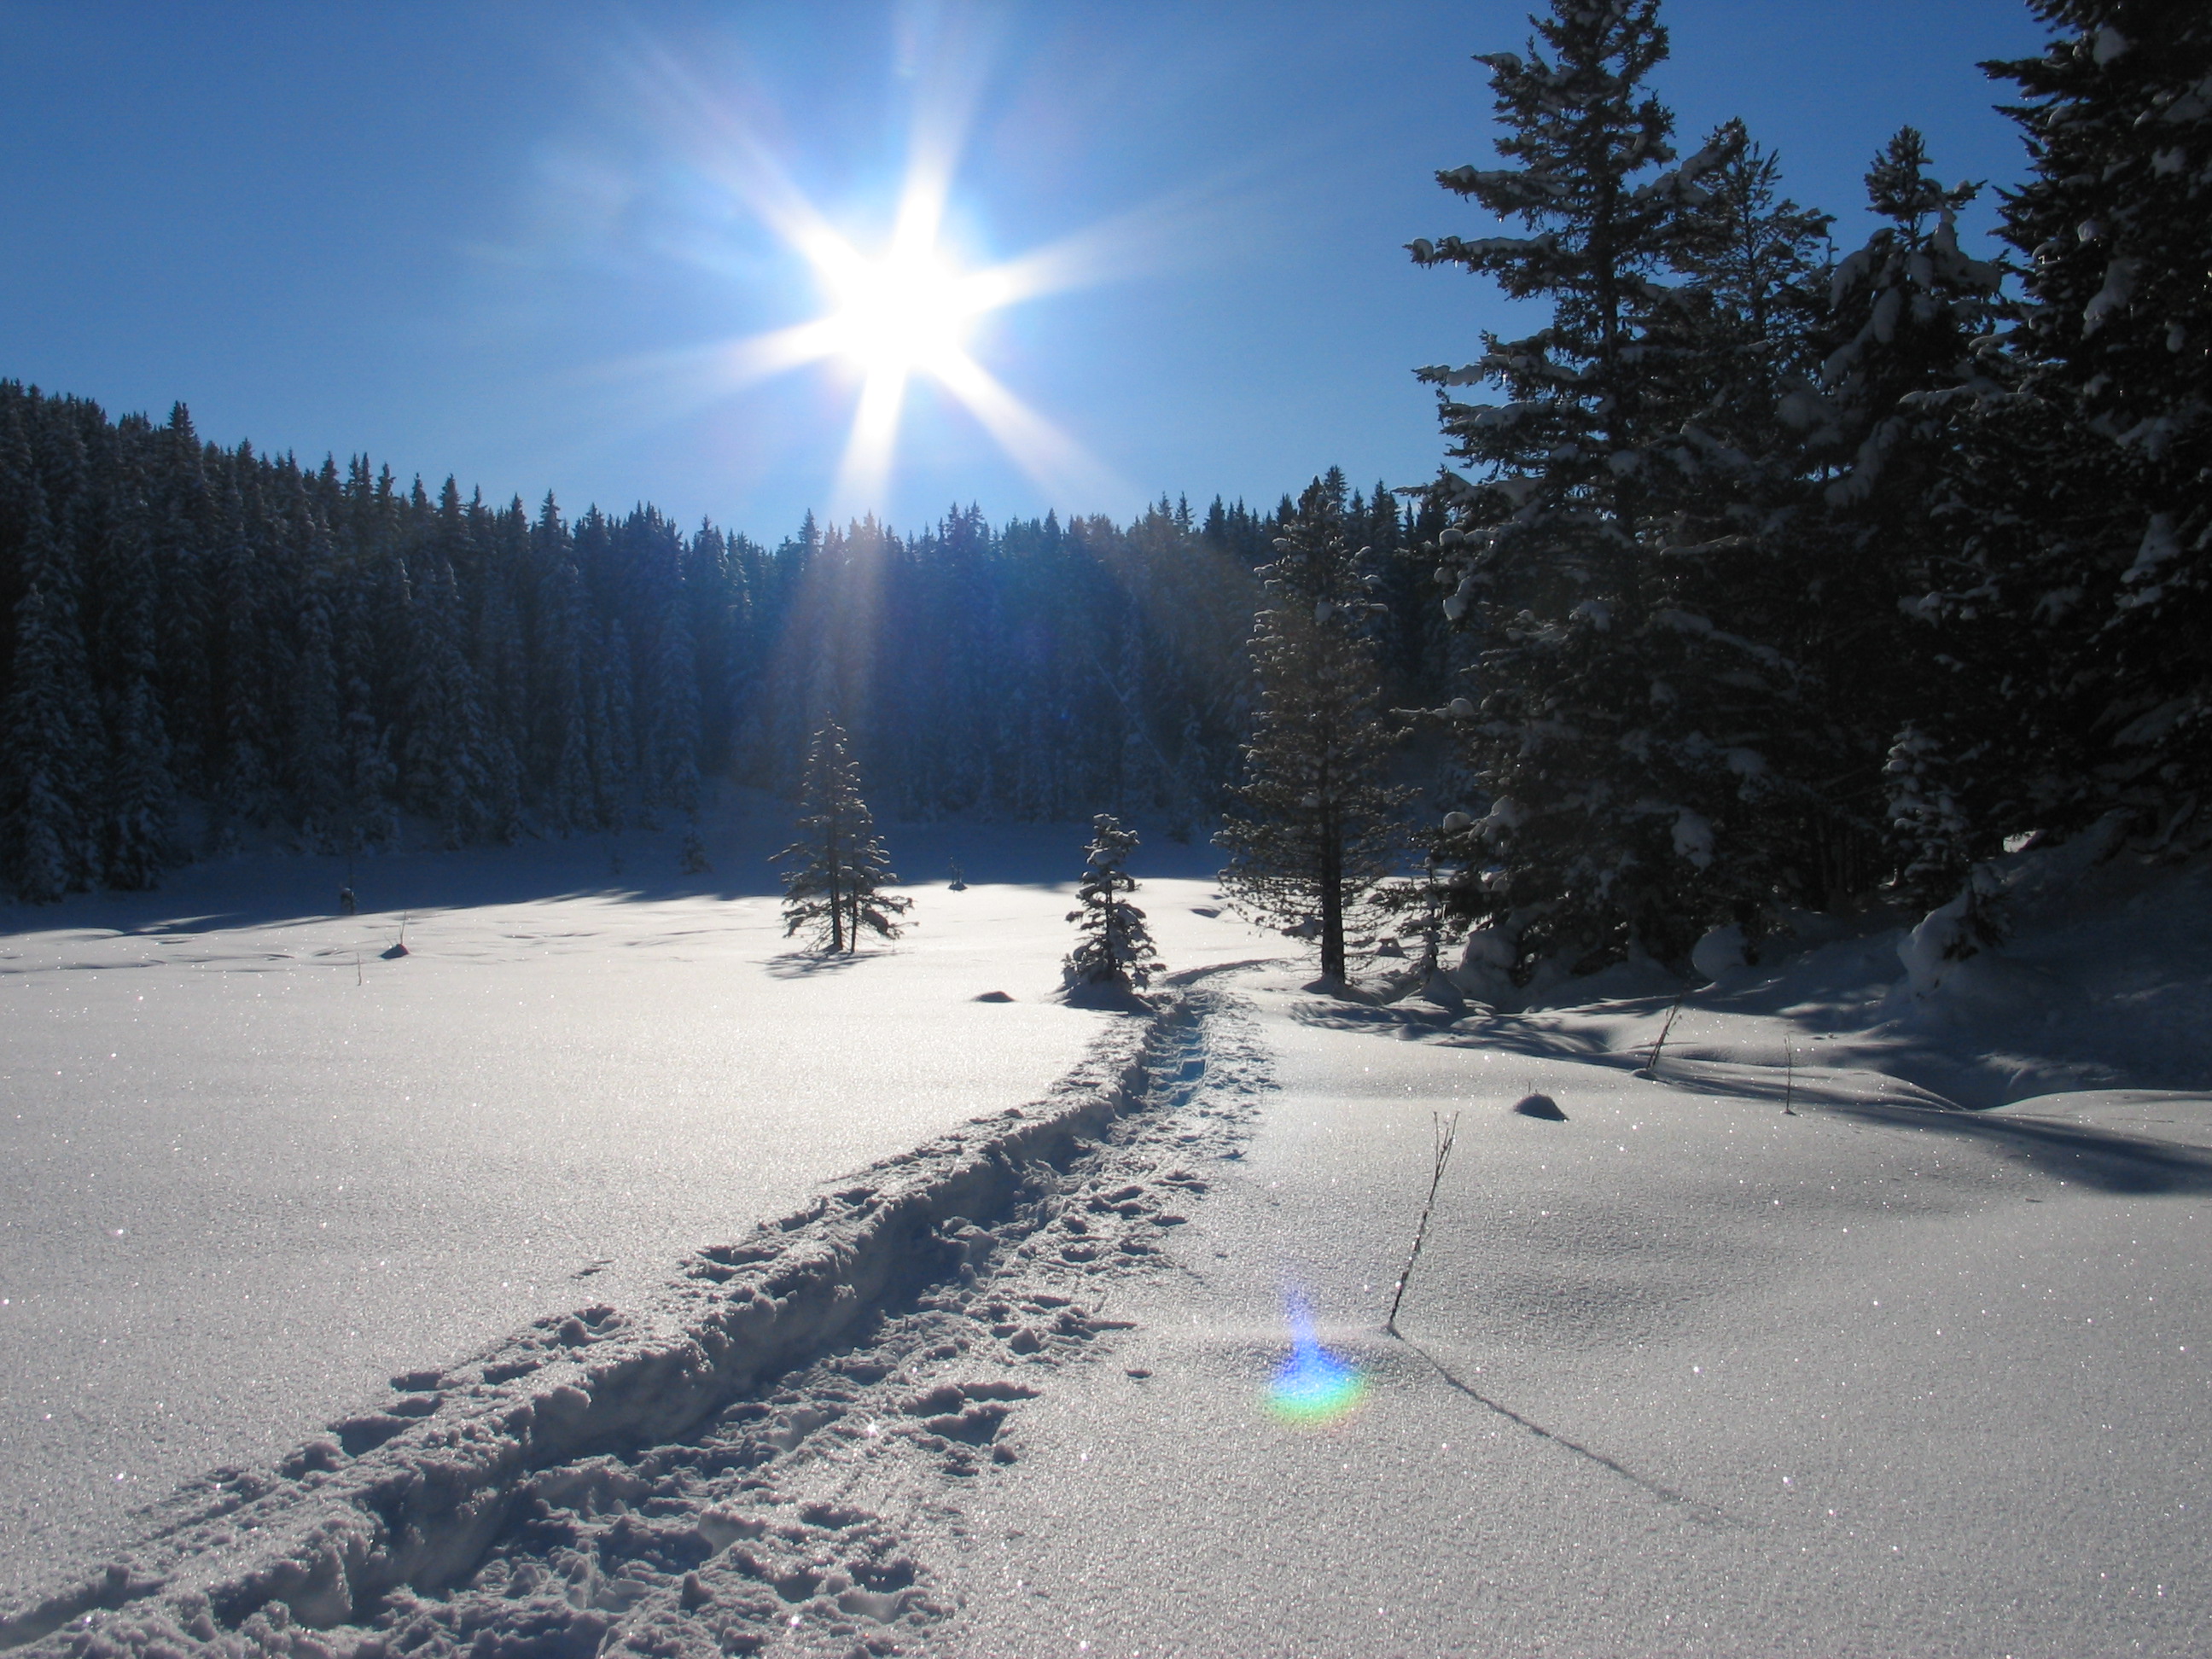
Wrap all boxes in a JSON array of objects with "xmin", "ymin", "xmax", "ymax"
[{"xmin": 1386, "ymin": 1110, "xmax": 1462, "ymax": 1336}]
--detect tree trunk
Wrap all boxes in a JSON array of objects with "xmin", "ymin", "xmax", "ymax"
[{"xmin": 1319, "ymin": 812, "xmax": 1345, "ymax": 982}]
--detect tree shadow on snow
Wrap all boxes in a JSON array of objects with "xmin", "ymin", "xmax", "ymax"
[
  {"xmin": 1819, "ymin": 1101, "xmax": 2212, "ymax": 1196},
  {"xmin": 1290, "ymin": 998, "xmax": 1611, "ymax": 1056},
  {"xmin": 762, "ymin": 950, "xmax": 877, "ymax": 980},
  {"xmin": 1293, "ymin": 999, "xmax": 2212, "ymax": 1197}
]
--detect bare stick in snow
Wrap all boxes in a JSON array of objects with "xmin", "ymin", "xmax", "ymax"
[
  {"xmin": 1784, "ymin": 1042, "xmax": 1797, "ymax": 1115},
  {"xmin": 1640, "ymin": 991, "xmax": 1685, "ymax": 1079},
  {"xmin": 1386, "ymin": 1109, "xmax": 1461, "ymax": 1337}
]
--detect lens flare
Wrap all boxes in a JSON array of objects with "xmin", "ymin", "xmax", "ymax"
[{"xmin": 1266, "ymin": 1295, "xmax": 1365, "ymax": 1423}]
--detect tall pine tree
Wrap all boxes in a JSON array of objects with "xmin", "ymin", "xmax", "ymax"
[
  {"xmin": 1217, "ymin": 474, "xmax": 1408, "ymax": 984},
  {"xmin": 1980, "ymin": 3, "xmax": 2212, "ymax": 844},
  {"xmin": 1411, "ymin": 0, "xmax": 1749, "ymax": 973}
]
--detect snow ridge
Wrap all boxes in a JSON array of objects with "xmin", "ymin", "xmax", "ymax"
[{"xmin": 2, "ymin": 988, "xmax": 1266, "ymax": 1659}]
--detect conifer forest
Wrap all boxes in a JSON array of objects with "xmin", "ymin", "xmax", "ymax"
[{"xmin": 3, "ymin": 0, "xmax": 2207, "ymax": 988}]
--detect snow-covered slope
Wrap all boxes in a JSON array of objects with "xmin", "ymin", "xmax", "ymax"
[{"xmin": 5, "ymin": 829, "xmax": 2206, "ymax": 1656}]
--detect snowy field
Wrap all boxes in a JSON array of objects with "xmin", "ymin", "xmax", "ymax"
[
  {"xmin": 0, "ymin": 803, "xmax": 1264, "ymax": 1609},
  {"xmin": 3, "ymin": 819, "xmax": 2209, "ymax": 1656}
]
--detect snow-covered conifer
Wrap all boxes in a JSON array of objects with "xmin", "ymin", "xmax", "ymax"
[
  {"xmin": 92, "ymin": 435, "xmax": 175, "ymax": 887},
  {"xmin": 1981, "ymin": 3, "xmax": 2212, "ymax": 837},
  {"xmin": 1410, "ymin": 0, "xmax": 1762, "ymax": 971},
  {"xmin": 1, "ymin": 581, "xmax": 92, "ymax": 900},
  {"xmin": 1883, "ymin": 724, "xmax": 1975, "ymax": 908},
  {"xmin": 1063, "ymin": 814, "xmax": 1162, "ymax": 992},
  {"xmin": 1217, "ymin": 474, "xmax": 1409, "ymax": 984},
  {"xmin": 774, "ymin": 720, "xmax": 911, "ymax": 953},
  {"xmin": 403, "ymin": 551, "xmax": 496, "ymax": 848},
  {"xmin": 0, "ymin": 421, "xmax": 101, "ymax": 899}
]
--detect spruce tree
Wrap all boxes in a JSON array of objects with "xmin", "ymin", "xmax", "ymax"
[
  {"xmin": 774, "ymin": 719, "xmax": 911, "ymax": 953},
  {"xmin": 403, "ymin": 551, "xmax": 495, "ymax": 847},
  {"xmin": 1063, "ymin": 814, "xmax": 1162, "ymax": 992},
  {"xmin": 206, "ymin": 460, "xmax": 273, "ymax": 845},
  {"xmin": 1410, "ymin": 0, "xmax": 1749, "ymax": 972},
  {"xmin": 0, "ymin": 446, "xmax": 100, "ymax": 899},
  {"xmin": 93, "ymin": 432, "xmax": 175, "ymax": 887},
  {"xmin": 1, "ymin": 582, "xmax": 89, "ymax": 900},
  {"xmin": 1981, "ymin": 3, "xmax": 2212, "ymax": 838},
  {"xmin": 1810, "ymin": 130, "xmax": 2011, "ymax": 882},
  {"xmin": 1633, "ymin": 119, "xmax": 1846, "ymax": 924},
  {"xmin": 1216, "ymin": 474, "xmax": 1409, "ymax": 984},
  {"xmin": 291, "ymin": 564, "xmax": 347, "ymax": 852}
]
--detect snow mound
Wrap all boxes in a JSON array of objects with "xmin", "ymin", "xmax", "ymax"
[{"xmin": 1690, "ymin": 923, "xmax": 1747, "ymax": 982}]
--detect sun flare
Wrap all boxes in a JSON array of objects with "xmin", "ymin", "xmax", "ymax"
[
  {"xmin": 631, "ymin": 44, "xmax": 1136, "ymax": 518},
  {"xmin": 821, "ymin": 246, "xmax": 987, "ymax": 376}
]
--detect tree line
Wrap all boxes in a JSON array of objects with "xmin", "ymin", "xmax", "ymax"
[{"xmin": 0, "ymin": 386, "xmax": 1448, "ymax": 904}]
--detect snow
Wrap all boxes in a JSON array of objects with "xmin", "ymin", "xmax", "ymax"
[
  {"xmin": 0, "ymin": 804, "xmax": 1266, "ymax": 1611},
  {"xmin": 951, "ymin": 966, "xmax": 2210, "ymax": 1656},
  {"xmin": 5, "ymin": 820, "xmax": 2209, "ymax": 1656},
  {"xmin": 1691, "ymin": 922, "xmax": 1747, "ymax": 981}
]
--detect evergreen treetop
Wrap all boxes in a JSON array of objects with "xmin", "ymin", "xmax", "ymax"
[{"xmin": 1985, "ymin": 2, "xmax": 2212, "ymax": 830}]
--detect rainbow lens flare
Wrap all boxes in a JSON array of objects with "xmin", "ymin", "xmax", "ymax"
[{"xmin": 1266, "ymin": 1298, "xmax": 1366, "ymax": 1423}]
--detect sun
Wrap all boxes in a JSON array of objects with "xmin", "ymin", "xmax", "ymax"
[
  {"xmin": 628, "ymin": 44, "xmax": 1132, "ymax": 517},
  {"xmin": 821, "ymin": 245, "xmax": 987, "ymax": 376}
]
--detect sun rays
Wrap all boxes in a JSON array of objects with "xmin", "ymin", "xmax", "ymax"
[{"xmin": 614, "ymin": 32, "xmax": 1132, "ymax": 523}]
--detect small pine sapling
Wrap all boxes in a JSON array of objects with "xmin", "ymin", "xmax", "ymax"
[
  {"xmin": 1062, "ymin": 814, "xmax": 1163, "ymax": 993},
  {"xmin": 1375, "ymin": 843, "xmax": 1471, "ymax": 1006},
  {"xmin": 774, "ymin": 720, "xmax": 912, "ymax": 953}
]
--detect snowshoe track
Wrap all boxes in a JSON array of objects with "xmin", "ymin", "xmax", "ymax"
[{"xmin": 3, "ymin": 988, "xmax": 1270, "ymax": 1659}]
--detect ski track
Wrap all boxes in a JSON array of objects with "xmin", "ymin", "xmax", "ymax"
[{"xmin": 2, "ymin": 988, "xmax": 1273, "ymax": 1659}]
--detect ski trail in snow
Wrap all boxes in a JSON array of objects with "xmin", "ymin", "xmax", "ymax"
[{"xmin": 3, "ymin": 989, "xmax": 1271, "ymax": 1659}]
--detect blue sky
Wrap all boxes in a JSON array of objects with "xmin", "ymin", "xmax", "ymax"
[{"xmin": 0, "ymin": 1, "xmax": 2046, "ymax": 542}]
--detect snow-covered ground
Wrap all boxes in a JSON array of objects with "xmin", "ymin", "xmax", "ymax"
[
  {"xmin": 5, "ymin": 822, "xmax": 2208, "ymax": 1656},
  {"xmin": 950, "ymin": 969, "xmax": 2209, "ymax": 1656},
  {"xmin": 0, "ymin": 802, "xmax": 1265, "ymax": 1610}
]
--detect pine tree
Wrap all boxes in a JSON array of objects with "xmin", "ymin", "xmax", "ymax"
[
  {"xmin": 1807, "ymin": 129, "xmax": 2011, "ymax": 880},
  {"xmin": 1981, "ymin": 3, "xmax": 2212, "ymax": 839},
  {"xmin": 291, "ymin": 563, "xmax": 348, "ymax": 851},
  {"xmin": 1216, "ymin": 474, "xmax": 1410, "ymax": 983},
  {"xmin": 643, "ymin": 585, "xmax": 701, "ymax": 819},
  {"xmin": 95, "ymin": 443, "xmax": 176, "ymax": 887},
  {"xmin": 1636, "ymin": 119, "xmax": 1847, "ymax": 922},
  {"xmin": 774, "ymin": 719, "xmax": 911, "ymax": 953},
  {"xmin": 1063, "ymin": 814, "xmax": 1162, "ymax": 992},
  {"xmin": 1409, "ymin": 0, "xmax": 1748, "ymax": 972},
  {"xmin": 402, "ymin": 551, "xmax": 495, "ymax": 847},
  {"xmin": 0, "ymin": 434, "xmax": 101, "ymax": 899},
  {"xmin": 1, "ymin": 582, "xmax": 90, "ymax": 900},
  {"xmin": 1882, "ymin": 723, "xmax": 1976, "ymax": 906},
  {"xmin": 206, "ymin": 459, "xmax": 274, "ymax": 846}
]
